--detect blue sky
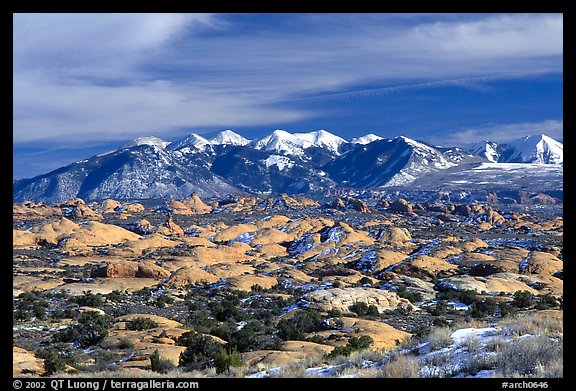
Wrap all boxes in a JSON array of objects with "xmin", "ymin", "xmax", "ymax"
[{"xmin": 13, "ymin": 13, "xmax": 563, "ymax": 179}]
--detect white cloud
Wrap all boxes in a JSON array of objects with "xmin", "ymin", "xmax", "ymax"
[
  {"xmin": 432, "ymin": 119, "xmax": 564, "ymax": 145},
  {"xmin": 13, "ymin": 13, "xmax": 563, "ymax": 145}
]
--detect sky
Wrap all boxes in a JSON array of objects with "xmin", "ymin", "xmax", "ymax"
[{"xmin": 13, "ymin": 13, "xmax": 563, "ymax": 179}]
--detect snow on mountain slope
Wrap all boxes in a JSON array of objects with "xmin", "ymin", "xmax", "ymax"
[
  {"xmin": 121, "ymin": 136, "xmax": 170, "ymax": 149},
  {"xmin": 468, "ymin": 141, "xmax": 501, "ymax": 163},
  {"xmin": 350, "ymin": 134, "xmax": 384, "ymax": 145},
  {"xmin": 210, "ymin": 130, "xmax": 250, "ymax": 146},
  {"xmin": 505, "ymin": 134, "xmax": 563, "ymax": 164},
  {"xmin": 168, "ymin": 134, "xmax": 212, "ymax": 153},
  {"xmin": 252, "ymin": 129, "xmax": 347, "ymax": 157},
  {"xmin": 467, "ymin": 134, "xmax": 562, "ymax": 164},
  {"xmin": 252, "ymin": 130, "xmax": 313, "ymax": 157},
  {"xmin": 293, "ymin": 130, "xmax": 348, "ymax": 155}
]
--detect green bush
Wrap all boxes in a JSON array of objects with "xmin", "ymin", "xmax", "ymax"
[
  {"xmin": 55, "ymin": 312, "xmax": 111, "ymax": 347},
  {"xmin": 214, "ymin": 349, "xmax": 243, "ymax": 374},
  {"xmin": 396, "ymin": 286, "xmax": 423, "ymax": 304},
  {"xmin": 127, "ymin": 317, "xmax": 160, "ymax": 331},
  {"xmin": 512, "ymin": 291, "xmax": 536, "ymax": 308},
  {"xmin": 178, "ymin": 331, "xmax": 227, "ymax": 371},
  {"xmin": 325, "ymin": 335, "xmax": 374, "ymax": 358},
  {"xmin": 37, "ymin": 347, "xmax": 68, "ymax": 375},
  {"xmin": 150, "ymin": 349, "xmax": 176, "ymax": 374},
  {"xmin": 72, "ymin": 292, "xmax": 105, "ymax": 307},
  {"xmin": 277, "ymin": 310, "xmax": 323, "ymax": 341},
  {"xmin": 155, "ymin": 294, "xmax": 175, "ymax": 308}
]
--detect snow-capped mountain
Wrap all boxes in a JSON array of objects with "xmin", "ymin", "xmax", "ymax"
[
  {"xmin": 468, "ymin": 141, "xmax": 501, "ymax": 163},
  {"xmin": 350, "ymin": 134, "xmax": 383, "ymax": 145},
  {"xmin": 504, "ymin": 134, "xmax": 563, "ymax": 164},
  {"xmin": 121, "ymin": 136, "xmax": 171, "ymax": 150},
  {"xmin": 324, "ymin": 136, "xmax": 457, "ymax": 188},
  {"xmin": 252, "ymin": 129, "xmax": 347, "ymax": 157},
  {"xmin": 467, "ymin": 134, "xmax": 563, "ymax": 164},
  {"xmin": 210, "ymin": 130, "xmax": 250, "ymax": 146},
  {"xmin": 168, "ymin": 134, "xmax": 212, "ymax": 153},
  {"xmin": 292, "ymin": 130, "xmax": 348, "ymax": 155},
  {"xmin": 13, "ymin": 130, "xmax": 564, "ymax": 203}
]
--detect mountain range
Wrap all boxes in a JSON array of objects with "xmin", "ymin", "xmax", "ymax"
[{"xmin": 13, "ymin": 130, "xmax": 563, "ymax": 203}]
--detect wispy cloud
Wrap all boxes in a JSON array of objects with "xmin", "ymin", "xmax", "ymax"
[
  {"xmin": 13, "ymin": 13, "xmax": 563, "ymax": 145},
  {"xmin": 430, "ymin": 119, "xmax": 564, "ymax": 145}
]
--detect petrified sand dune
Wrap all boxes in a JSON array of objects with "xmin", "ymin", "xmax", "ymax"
[
  {"xmin": 13, "ymin": 347, "xmax": 45, "ymax": 376},
  {"xmin": 163, "ymin": 266, "xmax": 220, "ymax": 287},
  {"xmin": 340, "ymin": 317, "xmax": 411, "ymax": 350},
  {"xmin": 242, "ymin": 340, "xmax": 332, "ymax": 367},
  {"xmin": 92, "ymin": 261, "xmax": 170, "ymax": 279},
  {"xmin": 227, "ymin": 275, "xmax": 278, "ymax": 291},
  {"xmin": 303, "ymin": 287, "xmax": 411, "ymax": 313},
  {"xmin": 212, "ymin": 223, "xmax": 259, "ymax": 242},
  {"xmin": 181, "ymin": 193, "xmax": 212, "ymax": 214},
  {"xmin": 440, "ymin": 274, "xmax": 539, "ymax": 295}
]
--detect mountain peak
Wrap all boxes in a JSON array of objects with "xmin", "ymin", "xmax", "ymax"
[
  {"xmin": 211, "ymin": 130, "xmax": 250, "ymax": 146},
  {"xmin": 351, "ymin": 133, "xmax": 383, "ymax": 145},
  {"xmin": 507, "ymin": 133, "xmax": 563, "ymax": 164},
  {"xmin": 122, "ymin": 136, "xmax": 170, "ymax": 149},
  {"xmin": 169, "ymin": 133, "xmax": 212, "ymax": 152}
]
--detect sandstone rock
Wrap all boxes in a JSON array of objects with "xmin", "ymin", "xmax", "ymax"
[
  {"xmin": 250, "ymin": 228, "xmax": 293, "ymax": 246},
  {"xmin": 163, "ymin": 266, "xmax": 220, "ymax": 287},
  {"xmin": 394, "ymin": 255, "xmax": 458, "ymax": 278},
  {"xmin": 13, "ymin": 347, "xmax": 44, "ymax": 376},
  {"xmin": 13, "ymin": 229, "xmax": 39, "ymax": 247},
  {"xmin": 440, "ymin": 274, "xmax": 539, "ymax": 295},
  {"xmin": 255, "ymin": 243, "xmax": 289, "ymax": 259},
  {"xmin": 242, "ymin": 340, "xmax": 332, "ymax": 368},
  {"xmin": 13, "ymin": 201, "xmax": 62, "ymax": 220},
  {"xmin": 100, "ymin": 199, "xmax": 122, "ymax": 214},
  {"xmin": 227, "ymin": 275, "xmax": 278, "ymax": 291},
  {"xmin": 124, "ymin": 203, "xmax": 145, "ymax": 213},
  {"xmin": 255, "ymin": 215, "xmax": 291, "ymax": 229},
  {"xmin": 204, "ymin": 263, "xmax": 255, "ymax": 279},
  {"xmin": 111, "ymin": 234, "xmax": 180, "ymax": 257},
  {"xmin": 156, "ymin": 214, "xmax": 184, "ymax": 236},
  {"xmin": 383, "ymin": 277, "xmax": 436, "ymax": 301},
  {"xmin": 59, "ymin": 221, "xmax": 142, "ymax": 248},
  {"xmin": 131, "ymin": 219, "xmax": 155, "ymax": 235},
  {"xmin": 339, "ymin": 317, "xmax": 411, "ymax": 350},
  {"xmin": 389, "ymin": 199, "xmax": 414, "ymax": 215},
  {"xmin": 378, "ymin": 227, "xmax": 412, "ymax": 246},
  {"xmin": 167, "ymin": 200, "xmax": 194, "ymax": 215},
  {"xmin": 521, "ymin": 252, "xmax": 563, "ymax": 275},
  {"xmin": 212, "ymin": 223, "xmax": 258, "ymax": 243},
  {"xmin": 303, "ymin": 287, "xmax": 412, "ymax": 313},
  {"xmin": 181, "ymin": 193, "xmax": 212, "ymax": 214}
]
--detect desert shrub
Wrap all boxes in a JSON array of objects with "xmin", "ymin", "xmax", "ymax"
[
  {"xmin": 117, "ymin": 338, "xmax": 135, "ymax": 350},
  {"xmin": 178, "ymin": 331, "xmax": 227, "ymax": 371},
  {"xmin": 349, "ymin": 302, "xmax": 379, "ymax": 317},
  {"xmin": 185, "ymin": 310, "xmax": 217, "ymax": 333},
  {"xmin": 106, "ymin": 290, "xmax": 126, "ymax": 302},
  {"xmin": 469, "ymin": 297, "xmax": 497, "ymax": 319},
  {"xmin": 427, "ymin": 327, "xmax": 453, "ymax": 350},
  {"xmin": 210, "ymin": 298, "xmax": 243, "ymax": 322},
  {"xmin": 358, "ymin": 277, "xmax": 373, "ymax": 286},
  {"xmin": 14, "ymin": 291, "xmax": 49, "ymax": 321},
  {"xmin": 127, "ymin": 317, "xmax": 160, "ymax": 331},
  {"xmin": 535, "ymin": 293, "xmax": 559, "ymax": 309},
  {"xmin": 511, "ymin": 291, "xmax": 536, "ymax": 308},
  {"xmin": 381, "ymin": 354, "xmax": 422, "ymax": 378},
  {"xmin": 214, "ymin": 349, "xmax": 243, "ymax": 374},
  {"xmin": 395, "ymin": 286, "xmax": 423, "ymax": 304},
  {"xmin": 325, "ymin": 335, "xmax": 374, "ymax": 358},
  {"xmin": 55, "ymin": 312, "xmax": 111, "ymax": 347},
  {"xmin": 277, "ymin": 310, "xmax": 323, "ymax": 341},
  {"xmin": 150, "ymin": 349, "xmax": 176, "ymax": 374},
  {"xmin": 494, "ymin": 335, "xmax": 563, "ymax": 376},
  {"xmin": 71, "ymin": 292, "xmax": 105, "ymax": 307},
  {"xmin": 155, "ymin": 294, "xmax": 175, "ymax": 308},
  {"xmin": 37, "ymin": 347, "xmax": 69, "ymax": 376}
]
